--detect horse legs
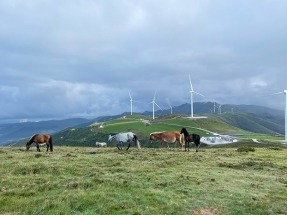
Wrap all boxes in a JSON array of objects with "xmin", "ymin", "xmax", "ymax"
[
  {"xmin": 185, "ymin": 141, "xmax": 190, "ymax": 151},
  {"xmin": 195, "ymin": 142, "xmax": 200, "ymax": 152},
  {"xmin": 36, "ymin": 144, "xmax": 40, "ymax": 152},
  {"xmin": 117, "ymin": 142, "xmax": 122, "ymax": 150},
  {"xmin": 178, "ymin": 140, "xmax": 184, "ymax": 151},
  {"xmin": 159, "ymin": 141, "xmax": 162, "ymax": 149},
  {"xmin": 46, "ymin": 144, "xmax": 49, "ymax": 152},
  {"xmin": 126, "ymin": 141, "xmax": 131, "ymax": 151}
]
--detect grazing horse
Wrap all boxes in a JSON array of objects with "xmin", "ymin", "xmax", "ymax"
[
  {"xmin": 95, "ymin": 142, "xmax": 107, "ymax": 147},
  {"xmin": 26, "ymin": 134, "xmax": 53, "ymax": 152},
  {"xmin": 180, "ymin": 127, "xmax": 201, "ymax": 152},
  {"xmin": 149, "ymin": 131, "xmax": 184, "ymax": 150},
  {"xmin": 108, "ymin": 132, "xmax": 141, "ymax": 150}
]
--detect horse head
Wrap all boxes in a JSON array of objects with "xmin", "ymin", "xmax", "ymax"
[
  {"xmin": 26, "ymin": 142, "xmax": 31, "ymax": 150},
  {"xmin": 108, "ymin": 134, "xmax": 114, "ymax": 142},
  {"xmin": 180, "ymin": 128, "xmax": 189, "ymax": 137},
  {"xmin": 149, "ymin": 133, "xmax": 157, "ymax": 143}
]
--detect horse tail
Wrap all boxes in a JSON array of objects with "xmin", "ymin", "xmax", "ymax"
[
  {"xmin": 179, "ymin": 133, "xmax": 185, "ymax": 146},
  {"xmin": 193, "ymin": 134, "xmax": 201, "ymax": 146},
  {"xmin": 133, "ymin": 134, "xmax": 141, "ymax": 149},
  {"xmin": 49, "ymin": 135, "xmax": 53, "ymax": 151},
  {"xmin": 181, "ymin": 133, "xmax": 185, "ymax": 145}
]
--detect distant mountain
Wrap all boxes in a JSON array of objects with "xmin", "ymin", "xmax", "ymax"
[
  {"xmin": 213, "ymin": 112, "xmax": 283, "ymax": 135},
  {"xmin": 1, "ymin": 102, "xmax": 285, "ymax": 145},
  {"xmin": 144, "ymin": 102, "xmax": 284, "ymax": 117},
  {"xmin": 0, "ymin": 118, "xmax": 93, "ymax": 145},
  {"xmin": 142, "ymin": 102, "xmax": 284, "ymax": 135}
]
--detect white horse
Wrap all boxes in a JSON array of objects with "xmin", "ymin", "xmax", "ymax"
[
  {"xmin": 95, "ymin": 142, "xmax": 107, "ymax": 147},
  {"xmin": 108, "ymin": 132, "xmax": 141, "ymax": 150}
]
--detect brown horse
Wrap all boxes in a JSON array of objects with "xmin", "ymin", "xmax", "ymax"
[
  {"xmin": 26, "ymin": 134, "xmax": 53, "ymax": 152},
  {"xmin": 149, "ymin": 131, "xmax": 184, "ymax": 149}
]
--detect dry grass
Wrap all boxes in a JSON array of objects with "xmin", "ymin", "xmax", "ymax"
[{"xmin": 0, "ymin": 146, "xmax": 287, "ymax": 214}]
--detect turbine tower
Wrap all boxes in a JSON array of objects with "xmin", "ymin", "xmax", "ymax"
[
  {"xmin": 152, "ymin": 92, "xmax": 162, "ymax": 120},
  {"xmin": 218, "ymin": 105, "xmax": 222, "ymax": 114},
  {"xmin": 189, "ymin": 74, "xmax": 204, "ymax": 118},
  {"xmin": 167, "ymin": 99, "xmax": 173, "ymax": 114},
  {"xmin": 128, "ymin": 91, "xmax": 133, "ymax": 115}
]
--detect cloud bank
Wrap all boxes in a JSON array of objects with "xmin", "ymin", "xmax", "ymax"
[{"xmin": 1, "ymin": 0, "xmax": 287, "ymax": 120}]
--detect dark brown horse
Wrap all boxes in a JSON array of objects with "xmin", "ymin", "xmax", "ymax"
[
  {"xmin": 180, "ymin": 127, "xmax": 201, "ymax": 152},
  {"xmin": 26, "ymin": 134, "xmax": 53, "ymax": 152},
  {"xmin": 149, "ymin": 131, "xmax": 184, "ymax": 150}
]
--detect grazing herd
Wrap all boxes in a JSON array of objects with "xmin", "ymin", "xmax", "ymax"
[{"xmin": 26, "ymin": 127, "xmax": 201, "ymax": 152}]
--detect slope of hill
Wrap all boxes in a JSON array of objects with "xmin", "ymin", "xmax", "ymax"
[
  {"xmin": 144, "ymin": 102, "xmax": 284, "ymax": 135},
  {"xmin": 213, "ymin": 112, "xmax": 284, "ymax": 135},
  {"xmin": 2, "ymin": 102, "xmax": 285, "ymax": 146},
  {"xmin": 11, "ymin": 114, "xmax": 253, "ymax": 148}
]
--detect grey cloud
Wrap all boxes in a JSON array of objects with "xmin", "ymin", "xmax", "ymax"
[{"xmin": 0, "ymin": 0, "xmax": 287, "ymax": 120}]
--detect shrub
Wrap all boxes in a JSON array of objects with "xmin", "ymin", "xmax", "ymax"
[{"xmin": 237, "ymin": 146, "xmax": 255, "ymax": 152}]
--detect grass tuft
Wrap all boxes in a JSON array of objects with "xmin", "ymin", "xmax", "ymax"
[{"xmin": 237, "ymin": 146, "xmax": 255, "ymax": 152}]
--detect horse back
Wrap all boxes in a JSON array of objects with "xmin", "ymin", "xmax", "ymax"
[
  {"xmin": 34, "ymin": 134, "xmax": 52, "ymax": 143},
  {"xmin": 161, "ymin": 131, "xmax": 180, "ymax": 142}
]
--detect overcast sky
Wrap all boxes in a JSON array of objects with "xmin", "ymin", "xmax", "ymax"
[{"xmin": 1, "ymin": 0, "xmax": 287, "ymax": 121}]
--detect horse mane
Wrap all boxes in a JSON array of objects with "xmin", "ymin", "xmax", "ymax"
[
  {"xmin": 27, "ymin": 134, "xmax": 38, "ymax": 144},
  {"xmin": 149, "ymin": 131, "xmax": 166, "ymax": 136},
  {"xmin": 180, "ymin": 128, "xmax": 189, "ymax": 137}
]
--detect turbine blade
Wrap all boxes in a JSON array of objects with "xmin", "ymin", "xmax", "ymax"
[
  {"xmin": 189, "ymin": 74, "xmax": 193, "ymax": 91},
  {"xmin": 153, "ymin": 91, "xmax": 157, "ymax": 100},
  {"xmin": 270, "ymin": 92, "xmax": 283, "ymax": 95},
  {"xmin": 128, "ymin": 91, "xmax": 132, "ymax": 99},
  {"xmin": 154, "ymin": 102, "xmax": 162, "ymax": 110},
  {"xmin": 194, "ymin": 91, "xmax": 205, "ymax": 97}
]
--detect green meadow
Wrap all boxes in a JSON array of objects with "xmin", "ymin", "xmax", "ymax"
[{"xmin": 1, "ymin": 145, "xmax": 287, "ymax": 215}]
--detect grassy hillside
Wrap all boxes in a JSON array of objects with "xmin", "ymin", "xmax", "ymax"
[
  {"xmin": 1, "ymin": 102, "xmax": 284, "ymax": 146},
  {"xmin": 11, "ymin": 114, "xmax": 284, "ymax": 149},
  {"xmin": 1, "ymin": 145, "xmax": 287, "ymax": 214},
  {"xmin": 213, "ymin": 112, "xmax": 284, "ymax": 135},
  {"xmin": 12, "ymin": 114, "xmax": 249, "ymax": 148}
]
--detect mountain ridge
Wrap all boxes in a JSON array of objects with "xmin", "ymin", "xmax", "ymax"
[{"xmin": 0, "ymin": 102, "xmax": 284, "ymax": 145}]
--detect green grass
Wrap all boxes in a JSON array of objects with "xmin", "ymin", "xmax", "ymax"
[
  {"xmin": 11, "ymin": 114, "xmax": 284, "ymax": 148},
  {"xmin": 1, "ymin": 145, "xmax": 287, "ymax": 214}
]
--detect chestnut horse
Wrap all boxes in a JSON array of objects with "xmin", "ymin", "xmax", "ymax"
[
  {"xmin": 180, "ymin": 127, "xmax": 201, "ymax": 152},
  {"xmin": 149, "ymin": 131, "xmax": 184, "ymax": 149},
  {"xmin": 26, "ymin": 134, "xmax": 53, "ymax": 152}
]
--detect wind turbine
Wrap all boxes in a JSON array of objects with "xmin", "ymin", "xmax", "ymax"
[
  {"xmin": 272, "ymin": 90, "xmax": 287, "ymax": 142},
  {"xmin": 188, "ymin": 74, "xmax": 205, "ymax": 118},
  {"xmin": 167, "ymin": 99, "xmax": 173, "ymax": 114},
  {"xmin": 151, "ymin": 92, "xmax": 162, "ymax": 120},
  {"xmin": 218, "ymin": 104, "xmax": 222, "ymax": 114},
  {"xmin": 128, "ymin": 91, "xmax": 133, "ymax": 115}
]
